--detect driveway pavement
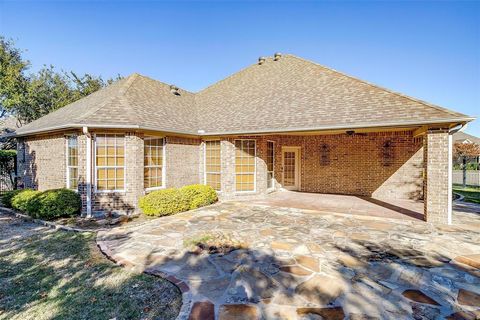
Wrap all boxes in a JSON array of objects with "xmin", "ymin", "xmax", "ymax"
[{"xmin": 97, "ymin": 200, "xmax": 480, "ymax": 320}]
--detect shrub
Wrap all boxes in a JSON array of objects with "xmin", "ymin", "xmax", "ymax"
[
  {"xmin": 11, "ymin": 189, "xmax": 40, "ymax": 212},
  {"xmin": 139, "ymin": 188, "xmax": 190, "ymax": 216},
  {"xmin": 26, "ymin": 189, "xmax": 81, "ymax": 220},
  {"xmin": 179, "ymin": 184, "xmax": 218, "ymax": 209},
  {"xmin": 1, "ymin": 189, "xmax": 23, "ymax": 208}
]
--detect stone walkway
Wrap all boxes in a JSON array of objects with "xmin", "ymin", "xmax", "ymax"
[{"xmin": 97, "ymin": 201, "xmax": 480, "ymax": 320}]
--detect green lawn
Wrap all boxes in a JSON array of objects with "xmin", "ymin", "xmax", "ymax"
[
  {"xmin": 0, "ymin": 216, "xmax": 181, "ymax": 320},
  {"xmin": 453, "ymin": 184, "xmax": 480, "ymax": 204}
]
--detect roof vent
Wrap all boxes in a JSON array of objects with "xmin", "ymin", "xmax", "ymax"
[
  {"xmin": 258, "ymin": 57, "xmax": 266, "ymax": 65},
  {"xmin": 170, "ymin": 85, "xmax": 180, "ymax": 96},
  {"xmin": 274, "ymin": 52, "xmax": 282, "ymax": 61}
]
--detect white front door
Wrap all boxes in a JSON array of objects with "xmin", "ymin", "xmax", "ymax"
[{"xmin": 282, "ymin": 147, "xmax": 300, "ymax": 191}]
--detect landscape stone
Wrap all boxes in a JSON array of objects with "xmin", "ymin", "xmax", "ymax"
[
  {"xmin": 188, "ymin": 301, "xmax": 214, "ymax": 320},
  {"xmin": 457, "ymin": 288, "xmax": 480, "ymax": 307},
  {"xmin": 280, "ymin": 265, "xmax": 312, "ymax": 276},
  {"xmin": 446, "ymin": 310, "xmax": 480, "ymax": 320},
  {"xmin": 271, "ymin": 241, "xmax": 294, "ymax": 251},
  {"xmin": 297, "ymin": 307, "xmax": 345, "ymax": 320},
  {"xmin": 295, "ymin": 255, "xmax": 320, "ymax": 271},
  {"xmin": 218, "ymin": 304, "xmax": 259, "ymax": 320},
  {"xmin": 454, "ymin": 254, "xmax": 480, "ymax": 269},
  {"xmin": 410, "ymin": 303, "xmax": 441, "ymax": 320},
  {"xmin": 295, "ymin": 275, "xmax": 346, "ymax": 305},
  {"xmin": 96, "ymin": 200, "xmax": 480, "ymax": 320},
  {"xmin": 337, "ymin": 252, "xmax": 367, "ymax": 268},
  {"xmin": 402, "ymin": 290, "xmax": 440, "ymax": 305}
]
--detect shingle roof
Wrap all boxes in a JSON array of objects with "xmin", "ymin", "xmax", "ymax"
[
  {"xmin": 454, "ymin": 132, "xmax": 480, "ymax": 144},
  {"xmin": 14, "ymin": 54, "xmax": 474, "ymax": 136}
]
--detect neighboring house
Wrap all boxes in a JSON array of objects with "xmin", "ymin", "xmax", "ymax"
[
  {"xmin": 9, "ymin": 54, "xmax": 474, "ymax": 224},
  {"xmin": 453, "ymin": 131, "xmax": 480, "ymax": 145},
  {"xmin": 452, "ymin": 131, "xmax": 480, "ymax": 186},
  {"xmin": 0, "ymin": 116, "xmax": 18, "ymax": 149}
]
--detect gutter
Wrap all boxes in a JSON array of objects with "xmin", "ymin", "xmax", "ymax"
[{"xmin": 6, "ymin": 116, "xmax": 476, "ymax": 138}]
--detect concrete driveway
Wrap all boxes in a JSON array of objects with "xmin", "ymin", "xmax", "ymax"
[{"xmin": 97, "ymin": 199, "xmax": 480, "ymax": 320}]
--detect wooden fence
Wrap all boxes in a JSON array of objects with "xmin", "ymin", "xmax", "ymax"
[{"xmin": 453, "ymin": 170, "xmax": 480, "ymax": 187}]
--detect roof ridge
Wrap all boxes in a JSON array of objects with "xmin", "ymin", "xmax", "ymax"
[
  {"xmin": 196, "ymin": 58, "xmax": 269, "ymax": 94},
  {"xmin": 133, "ymin": 73, "xmax": 196, "ymax": 95},
  {"xmin": 286, "ymin": 54, "xmax": 467, "ymax": 117}
]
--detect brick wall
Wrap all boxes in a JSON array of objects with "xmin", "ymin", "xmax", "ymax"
[
  {"xmin": 165, "ymin": 136, "xmax": 202, "ymax": 188},
  {"xmin": 17, "ymin": 129, "xmax": 427, "ymax": 214},
  {"xmin": 423, "ymin": 130, "xmax": 452, "ymax": 224},
  {"xmin": 213, "ymin": 131, "xmax": 423, "ymax": 200},
  {"xmin": 17, "ymin": 133, "xmax": 68, "ymax": 190}
]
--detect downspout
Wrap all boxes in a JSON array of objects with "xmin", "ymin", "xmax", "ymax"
[{"xmin": 82, "ymin": 126, "xmax": 92, "ymax": 217}]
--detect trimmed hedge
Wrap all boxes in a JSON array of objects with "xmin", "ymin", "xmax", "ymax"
[
  {"xmin": 7, "ymin": 188, "xmax": 81, "ymax": 220},
  {"xmin": 139, "ymin": 188, "xmax": 190, "ymax": 216},
  {"xmin": 1, "ymin": 189, "xmax": 23, "ymax": 208},
  {"xmin": 11, "ymin": 189, "xmax": 40, "ymax": 212},
  {"xmin": 26, "ymin": 189, "xmax": 81, "ymax": 220},
  {"xmin": 139, "ymin": 184, "xmax": 218, "ymax": 217},
  {"xmin": 180, "ymin": 184, "xmax": 218, "ymax": 210}
]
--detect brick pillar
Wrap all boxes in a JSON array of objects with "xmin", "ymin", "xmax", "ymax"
[
  {"xmin": 77, "ymin": 134, "xmax": 88, "ymax": 216},
  {"xmin": 221, "ymin": 140, "xmax": 236, "ymax": 197},
  {"xmin": 255, "ymin": 137, "xmax": 268, "ymax": 194},
  {"xmin": 423, "ymin": 130, "xmax": 452, "ymax": 224},
  {"xmin": 125, "ymin": 132, "xmax": 144, "ymax": 214}
]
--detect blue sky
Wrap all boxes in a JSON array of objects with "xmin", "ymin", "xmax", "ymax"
[{"xmin": 1, "ymin": 1, "xmax": 479, "ymax": 135}]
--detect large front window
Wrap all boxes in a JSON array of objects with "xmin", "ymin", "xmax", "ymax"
[
  {"xmin": 205, "ymin": 140, "xmax": 221, "ymax": 191},
  {"xmin": 144, "ymin": 137, "xmax": 164, "ymax": 189},
  {"xmin": 66, "ymin": 135, "xmax": 78, "ymax": 190},
  {"xmin": 95, "ymin": 134, "xmax": 125, "ymax": 192},
  {"xmin": 235, "ymin": 140, "xmax": 256, "ymax": 192}
]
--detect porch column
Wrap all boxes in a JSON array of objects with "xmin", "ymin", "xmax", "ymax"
[
  {"xmin": 423, "ymin": 129, "xmax": 452, "ymax": 224},
  {"xmin": 125, "ymin": 132, "xmax": 144, "ymax": 214}
]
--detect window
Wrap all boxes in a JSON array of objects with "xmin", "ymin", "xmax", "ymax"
[
  {"xmin": 66, "ymin": 136, "xmax": 79, "ymax": 190},
  {"xmin": 95, "ymin": 134, "xmax": 125, "ymax": 192},
  {"xmin": 267, "ymin": 141, "xmax": 275, "ymax": 189},
  {"xmin": 235, "ymin": 140, "xmax": 256, "ymax": 192},
  {"xmin": 204, "ymin": 140, "xmax": 221, "ymax": 191},
  {"xmin": 144, "ymin": 137, "xmax": 164, "ymax": 189}
]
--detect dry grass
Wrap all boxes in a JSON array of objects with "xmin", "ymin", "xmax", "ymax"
[{"xmin": 0, "ymin": 215, "xmax": 181, "ymax": 320}]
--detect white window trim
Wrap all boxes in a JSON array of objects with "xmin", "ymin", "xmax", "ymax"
[
  {"xmin": 267, "ymin": 140, "xmax": 275, "ymax": 190},
  {"xmin": 65, "ymin": 135, "xmax": 79, "ymax": 191},
  {"xmin": 203, "ymin": 140, "xmax": 222, "ymax": 191},
  {"xmin": 234, "ymin": 139, "xmax": 257, "ymax": 193},
  {"xmin": 94, "ymin": 133, "xmax": 127, "ymax": 193},
  {"xmin": 144, "ymin": 136, "xmax": 166, "ymax": 191}
]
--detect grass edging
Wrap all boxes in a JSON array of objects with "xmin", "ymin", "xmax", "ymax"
[
  {"xmin": 0, "ymin": 205, "xmax": 105, "ymax": 233},
  {"xmin": 95, "ymin": 233, "xmax": 193, "ymax": 320}
]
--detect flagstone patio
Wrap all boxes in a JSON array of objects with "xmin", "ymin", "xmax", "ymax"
[{"xmin": 96, "ymin": 199, "xmax": 480, "ymax": 320}]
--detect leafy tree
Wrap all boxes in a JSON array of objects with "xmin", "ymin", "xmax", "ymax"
[
  {"xmin": 453, "ymin": 141, "xmax": 480, "ymax": 187},
  {"xmin": 0, "ymin": 37, "xmax": 29, "ymax": 120},
  {"xmin": 0, "ymin": 36, "xmax": 121, "ymax": 125}
]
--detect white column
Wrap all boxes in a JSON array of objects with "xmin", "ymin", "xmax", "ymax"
[{"xmin": 447, "ymin": 134, "xmax": 453, "ymax": 225}]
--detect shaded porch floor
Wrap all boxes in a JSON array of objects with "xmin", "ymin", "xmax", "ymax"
[{"xmin": 248, "ymin": 191, "xmax": 425, "ymax": 221}]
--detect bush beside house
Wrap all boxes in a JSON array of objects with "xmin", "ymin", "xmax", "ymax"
[
  {"xmin": 1, "ymin": 188, "xmax": 81, "ymax": 220},
  {"xmin": 11, "ymin": 189, "xmax": 40, "ymax": 212},
  {"xmin": 139, "ymin": 184, "xmax": 218, "ymax": 217},
  {"xmin": 1, "ymin": 189, "xmax": 23, "ymax": 208}
]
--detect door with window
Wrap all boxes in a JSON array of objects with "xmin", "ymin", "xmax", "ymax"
[{"xmin": 282, "ymin": 147, "xmax": 300, "ymax": 190}]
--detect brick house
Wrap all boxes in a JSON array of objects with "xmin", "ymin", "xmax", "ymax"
[{"xmin": 12, "ymin": 54, "xmax": 474, "ymax": 224}]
